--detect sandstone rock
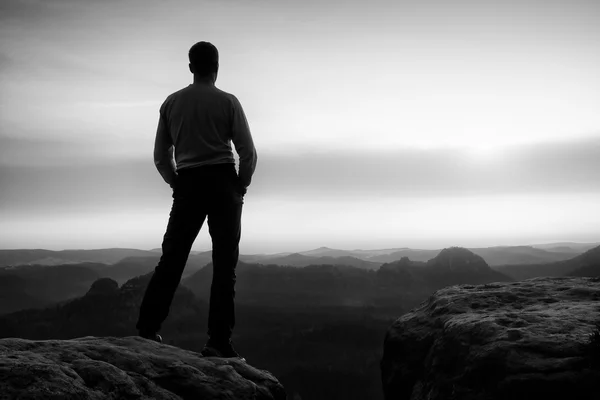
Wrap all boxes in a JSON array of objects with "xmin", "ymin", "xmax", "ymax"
[
  {"xmin": 86, "ymin": 278, "xmax": 119, "ymax": 296},
  {"xmin": 426, "ymin": 247, "xmax": 490, "ymax": 273},
  {"xmin": 381, "ymin": 277, "xmax": 600, "ymax": 400},
  {"xmin": 0, "ymin": 336, "xmax": 286, "ymax": 399}
]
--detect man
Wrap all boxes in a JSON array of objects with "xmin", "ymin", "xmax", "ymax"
[{"xmin": 136, "ymin": 41, "xmax": 257, "ymax": 360}]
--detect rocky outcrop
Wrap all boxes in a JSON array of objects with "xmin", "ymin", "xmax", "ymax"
[
  {"xmin": 426, "ymin": 247, "xmax": 490, "ymax": 273},
  {"xmin": 0, "ymin": 336, "xmax": 286, "ymax": 400},
  {"xmin": 86, "ymin": 277, "xmax": 119, "ymax": 296},
  {"xmin": 381, "ymin": 277, "xmax": 600, "ymax": 400}
]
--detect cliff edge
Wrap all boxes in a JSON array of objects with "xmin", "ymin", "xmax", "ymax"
[
  {"xmin": 0, "ymin": 336, "xmax": 286, "ymax": 399},
  {"xmin": 381, "ymin": 277, "xmax": 600, "ymax": 400}
]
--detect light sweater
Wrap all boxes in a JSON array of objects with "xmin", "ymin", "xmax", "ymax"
[{"xmin": 153, "ymin": 83, "xmax": 258, "ymax": 188}]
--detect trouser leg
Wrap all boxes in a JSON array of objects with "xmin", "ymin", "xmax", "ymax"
[
  {"xmin": 136, "ymin": 194, "xmax": 205, "ymax": 333},
  {"xmin": 206, "ymin": 191, "xmax": 243, "ymax": 341}
]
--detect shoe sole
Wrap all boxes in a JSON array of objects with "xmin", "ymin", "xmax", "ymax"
[
  {"xmin": 139, "ymin": 334, "xmax": 163, "ymax": 343},
  {"xmin": 201, "ymin": 347, "xmax": 246, "ymax": 362}
]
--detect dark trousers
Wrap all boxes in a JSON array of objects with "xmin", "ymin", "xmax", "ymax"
[{"xmin": 136, "ymin": 163, "xmax": 244, "ymax": 341}]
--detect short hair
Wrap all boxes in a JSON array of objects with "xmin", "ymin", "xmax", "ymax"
[{"xmin": 188, "ymin": 41, "xmax": 219, "ymax": 76}]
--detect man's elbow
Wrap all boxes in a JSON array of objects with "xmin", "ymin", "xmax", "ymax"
[
  {"xmin": 154, "ymin": 156, "xmax": 165, "ymax": 169},
  {"xmin": 154, "ymin": 146, "xmax": 173, "ymax": 165}
]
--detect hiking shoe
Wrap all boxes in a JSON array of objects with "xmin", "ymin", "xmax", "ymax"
[
  {"xmin": 139, "ymin": 331, "xmax": 163, "ymax": 343},
  {"xmin": 201, "ymin": 339, "xmax": 245, "ymax": 361}
]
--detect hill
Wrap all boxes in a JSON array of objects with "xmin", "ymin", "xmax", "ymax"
[
  {"xmin": 377, "ymin": 248, "xmax": 512, "ymax": 293},
  {"xmin": 94, "ymin": 252, "xmax": 213, "ymax": 285},
  {"xmin": 259, "ymin": 253, "xmax": 381, "ymax": 269},
  {"xmin": 469, "ymin": 246, "xmax": 577, "ymax": 266},
  {"xmin": 0, "ymin": 272, "xmax": 196, "ymax": 339},
  {"xmin": 183, "ymin": 248, "xmax": 512, "ymax": 313},
  {"xmin": 0, "ymin": 248, "xmax": 157, "ymax": 267},
  {"xmin": 0, "ymin": 263, "xmax": 102, "ymax": 314},
  {"xmin": 369, "ymin": 249, "xmax": 440, "ymax": 263},
  {"xmin": 182, "ymin": 262, "xmax": 377, "ymax": 309},
  {"xmin": 0, "ymin": 273, "xmax": 47, "ymax": 314},
  {"xmin": 492, "ymin": 244, "xmax": 600, "ymax": 281},
  {"xmin": 422, "ymin": 247, "xmax": 512, "ymax": 287},
  {"xmin": 564, "ymin": 245, "xmax": 600, "ymax": 277},
  {"xmin": 369, "ymin": 245, "xmax": 579, "ymax": 266},
  {"xmin": 531, "ymin": 242, "xmax": 599, "ymax": 252}
]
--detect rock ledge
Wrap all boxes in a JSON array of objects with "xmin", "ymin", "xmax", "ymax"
[
  {"xmin": 381, "ymin": 277, "xmax": 600, "ymax": 400},
  {"xmin": 0, "ymin": 336, "xmax": 285, "ymax": 399}
]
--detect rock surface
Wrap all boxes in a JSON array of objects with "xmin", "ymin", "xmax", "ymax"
[
  {"xmin": 381, "ymin": 277, "xmax": 600, "ymax": 400},
  {"xmin": 0, "ymin": 336, "xmax": 286, "ymax": 400}
]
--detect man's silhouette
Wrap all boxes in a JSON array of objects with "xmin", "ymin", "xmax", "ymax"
[{"xmin": 136, "ymin": 41, "xmax": 257, "ymax": 359}]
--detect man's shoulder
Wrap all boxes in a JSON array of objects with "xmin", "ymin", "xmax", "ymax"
[
  {"xmin": 160, "ymin": 85, "xmax": 241, "ymax": 114},
  {"xmin": 159, "ymin": 87, "xmax": 184, "ymax": 112},
  {"xmin": 165, "ymin": 85, "xmax": 238, "ymax": 101},
  {"xmin": 213, "ymin": 87, "xmax": 240, "ymax": 103},
  {"xmin": 164, "ymin": 85, "xmax": 193, "ymax": 102}
]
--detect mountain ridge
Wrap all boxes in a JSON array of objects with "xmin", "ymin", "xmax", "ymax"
[
  {"xmin": 492, "ymin": 244, "xmax": 600, "ymax": 281},
  {"xmin": 3, "ymin": 242, "xmax": 596, "ymax": 269}
]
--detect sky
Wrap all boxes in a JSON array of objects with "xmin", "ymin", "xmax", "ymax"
[{"xmin": 1, "ymin": 0, "xmax": 599, "ymax": 253}]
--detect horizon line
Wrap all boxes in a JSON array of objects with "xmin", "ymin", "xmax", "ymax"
[{"xmin": 1, "ymin": 240, "xmax": 599, "ymax": 254}]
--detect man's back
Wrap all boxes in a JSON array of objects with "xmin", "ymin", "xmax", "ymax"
[
  {"xmin": 155, "ymin": 83, "xmax": 257, "ymax": 188},
  {"xmin": 162, "ymin": 84, "xmax": 238, "ymax": 169}
]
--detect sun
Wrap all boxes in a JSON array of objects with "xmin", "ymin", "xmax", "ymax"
[{"xmin": 464, "ymin": 143, "xmax": 505, "ymax": 163}]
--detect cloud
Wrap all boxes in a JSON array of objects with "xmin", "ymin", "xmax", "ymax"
[
  {"xmin": 1, "ymin": 135, "xmax": 599, "ymax": 217},
  {"xmin": 84, "ymin": 100, "xmax": 162, "ymax": 109},
  {"xmin": 249, "ymin": 136, "xmax": 600, "ymax": 198},
  {"xmin": 0, "ymin": 0, "xmax": 81, "ymax": 25},
  {"xmin": 0, "ymin": 52, "xmax": 13, "ymax": 72}
]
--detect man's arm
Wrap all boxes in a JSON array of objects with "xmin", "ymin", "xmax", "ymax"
[
  {"xmin": 153, "ymin": 110, "xmax": 177, "ymax": 188},
  {"xmin": 231, "ymin": 96, "xmax": 257, "ymax": 189}
]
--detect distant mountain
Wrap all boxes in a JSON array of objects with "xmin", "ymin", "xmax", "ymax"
[
  {"xmin": 0, "ymin": 274, "xmax": 47, "ymax": 314},
  {"xmin": 423, "ymin": 247, "xmax": 512, "ymax": 286},
  {"xmin": 298, "ymin": 247, "xmax": 357, "ymax": 258},
  {"xmin": 427, "ymin": 247, "xmax": 490, "ymax": 273},
  {"xmin": 319, "ymin": 256, "xmax": 381, "ymax": 270},
  {"xmin": 259, "ymin": 253, "xmax": 381, "ymax": 269},
  {"xmin": 0, "ymin": 273, "xmax": 197, "ymax": 339},
  {"xmin": 96, "ymin": 256, "xmax": 160, "ymax": 284},
  {"xmin": 294, "ymin": 247, "xmax": 415, "ymax": 259},
  {"xmin": 238, "ymin": 253, "xmax": 290, "ymax": 263},
  {"xmin": 182, "ymin": 262, "xmax": 376, "ymax": 308},
  {"xmin": 2, "ymin": 243, "xmax": 594, "ymax": 270},
  {"xmin": 540, "ymin": 246, "xmax": 583, "ymax": 254},
  {"xmin": 347, "ymin": 248, "xmax": 411, "ymax": 257},
  {"xmin": 377, "ymin": 248, "xmax": 512, "ymax": 293},
  {"xmin": 531, "ymin": 242, "xmax": 600, "ymax": 253},
  {"xmin": 564, "ymin": 245, "xmax": 600, "ymax": 277},
  {"xmin": 0, "ymin": 246, "xmax": 513, "ymax": 341},
  {"xmin": 96, "ymin": 253, "xmax": 213, "ymax": 285},
  {"xmin": 0, "ymin": 263, "xmax": 102, "ymax": 314},
  {"xmin": 492, "ymin": 245, "xmax": 600, "ymax": 281},
  {"xmin": 259, "ymin": 253, "xmax": 315, "ymax": 267},
  {"xmin": 183, "ymin": 247, "xmax": 511, "ymax": 311},
  {"xmin": 0, "ymin": 248, "xmax": 157, "ymax": 267},
  {"xmin": 367, "ymin": 246, "xmax": 581, "ymax": 266},
  {"xmin": 369, "ymin": 249, "xmax": 440, "ymax": 263},
  {"xmin": 469, "ymin": 246, "xmax": 577, "ymax": 266}
]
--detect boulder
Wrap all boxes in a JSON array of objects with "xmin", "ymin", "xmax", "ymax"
[
  {"xmin": 381, "ymin": 277, "xmax": 600, "ymax": 400},
  {"xmin": 0, "ymin": 336, "xmax": 286, "ymax": 400}
]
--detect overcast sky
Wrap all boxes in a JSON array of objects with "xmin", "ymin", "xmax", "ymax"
[{"xmin": 1, "ymin": 0, "xmax": 599, "ymax": 252}]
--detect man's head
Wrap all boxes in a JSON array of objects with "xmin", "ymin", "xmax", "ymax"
[{"xmin": 188, "ymin": 41, "xmax": 219, "ymax": 81}]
